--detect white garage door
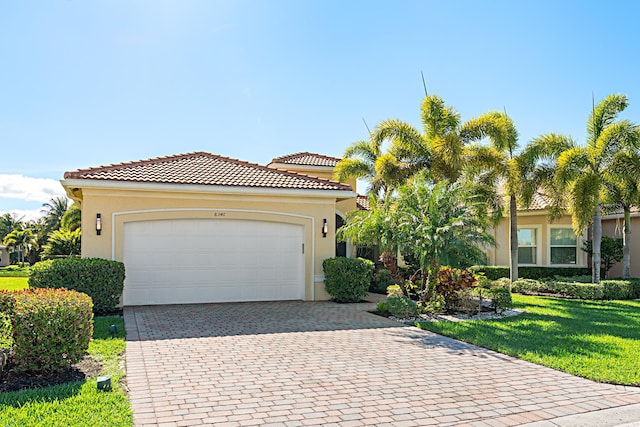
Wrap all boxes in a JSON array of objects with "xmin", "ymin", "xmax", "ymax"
[{"xmin": 123, "ymin": 219, "xmax": 305, "ymax": 305}]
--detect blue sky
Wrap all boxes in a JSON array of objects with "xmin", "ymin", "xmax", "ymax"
[{"xmin": 1, "ymin": 0, "xmax": 639, "ymax": 219}]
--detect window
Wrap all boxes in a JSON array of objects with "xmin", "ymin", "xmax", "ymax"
[
  {"xmin": 550, "ymin": 228, "xmax": 577, "ymax": 264},
  {"xmin": 517, "ymin": 228, "xmax": 537, "ymax": 264}
]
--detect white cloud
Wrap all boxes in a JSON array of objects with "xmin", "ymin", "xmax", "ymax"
[
  {"xmin": 0, "ymin": 174, "xmax": 66, "ymax": 203},
  {"xmin": 0, "ymin": 208, "xmax": 45, "ymax": 222}
]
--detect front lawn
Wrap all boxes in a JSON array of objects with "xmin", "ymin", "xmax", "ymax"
[
  {"xmin": 0, "ymin": 277, "xmax": 28, "ymax": 291},
  {"xmin": 416, "ymin": 294, "xmax": 640, "ymax": 386},
  {"xmin": 0, "ymin": 317, "xmax": 132, "ymax": 427},
  {"xmin": 0, "ymin": 266, "xmax": 30, "ymax": 277}
]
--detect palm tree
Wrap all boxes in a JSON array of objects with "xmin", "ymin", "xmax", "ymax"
[
  {"xmin": 333, "ymin": 138, "xmax": 405, "ymax": 198},
  {"xmin": 536, "ymin": 94, "xmax": 639, "ymax": 283},
  {"xmin": 0, "ymin": 213, "xmax": 24, "ymax": 241},
  {"xmin": 41, "ymin": 228, "xmax": 81, "ymax": 260},
  {"xmin": 603, "ymin": 149, "xmax": 640, "ymax": 278},
  {"xmin": 371, "ymin": 94, "xmax": 465, "ymax": 183},
  {"xmin": 61, "ymin": 203, "xmax": 82, "ymax": 232},
  {"xmin": 41, "ymin": 196, "xmax": 69, "ymax": 232},
  {"xmin": 337, "ymin": 193, "xmax": 403, "ymax": 283},
  {"xmin": 460, "ymin": 111, "xmax": 523, "ymax": 280},
  {"xmin": 3, "ymin": 228, "xmax": 35, "ymax": 265},
  {"xmin": 395, "ymin": 177, "xmax": 495, "ymax": 302}
]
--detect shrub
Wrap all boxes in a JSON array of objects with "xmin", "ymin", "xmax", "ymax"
[
  {"xmin": 469, "ymin": 265, "xmax": 592, "ymax": 280},
  {"xmin": 376, "ymin": 301, "xmax": 387, "ymax": 313},
  {"xmin": 485, "ymin": 287, "xmax": 513, "ymax": 313},
  {"xmin": 386, "ymin": 296, "xmax": 418, "ymax": 318},
  {"xmin": 629, "ymin": 279, "xmax": 640, "ymax": 299},
  {"xmin": 512, "ymin": 279, "xmax": 604, "ymax": 299},
  {"xmin": 29, "ymin": 258, "xmax": 125, "ymax": 313},
  {"xmin": 0, "ymin": 292, "xmax": 15, "ymax": 348},
  {"xmin": 370, "ymin": 268, "xmax": 395, "ymax": 294},
  {"xmin": 323, "ymin": 257, "xmax": 374, "ymax": 303},
  {"xmin": 435, "ymin": 267, "xmax": 476, "ymax": 311},
  {"xmin": 601, "ymin": 280, "xmax": 633, "ymax": 300},
  {"xmin": 11, "ymin": 288, "xmax": 93, "ymax": 373},
  {"xmin": 386, "ymin": 284, "xmax": 404, "ymax": 298}
]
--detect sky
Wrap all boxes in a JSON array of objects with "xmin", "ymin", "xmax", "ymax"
[{"xmin": 1, "ymin": 0, "xmax": 640, "ymax": 220}]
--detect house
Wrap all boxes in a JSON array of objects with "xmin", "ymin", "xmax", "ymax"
[
  {"xmin": 487, "ymin": 192, "xmax": 589, "ymax": 270},
  {"xmin": 0, "ymin": 245, "xmax": 9, "ymax": 267},
  {"xmin": 61, "ymin": 152, "xmax": 356, "ymax": 306},
  {"xmin": 602, "ymin": 211, "xmax": 640, "ymax": 278}
]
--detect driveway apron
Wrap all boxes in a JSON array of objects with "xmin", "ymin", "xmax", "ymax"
[{"xmin": 124, "ymin": 301, "xmax": 640, "ymax": 426}]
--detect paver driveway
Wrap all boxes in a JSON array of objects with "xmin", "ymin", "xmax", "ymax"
[{"xmin": 124, "ymin": 300, "xmax": 640, "ymax": 427}]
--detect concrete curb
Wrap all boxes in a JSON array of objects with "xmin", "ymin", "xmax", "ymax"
[{"xmin": 520, "ymin": 403, "xmax": 640, "ymax": 426}]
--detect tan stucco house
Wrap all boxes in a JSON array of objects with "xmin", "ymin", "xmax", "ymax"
[
  {"xmin": 0, "ymin": 245, "xmax": 10, "ymax": 267},
  {"xmin": 61, "ymin": 152, "xmax": 357, "ymax": 306},
  {"xmin": 487, "ymin": 192, "xmax": 589, "ymax": 270}
]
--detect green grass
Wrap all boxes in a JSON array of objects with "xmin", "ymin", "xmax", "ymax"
[
  {"xmin": 0, "ymin": 266, "xmax": 30, "ymax": 277},
  {"xmin": 0, "ymin": 317, "xmax": 132, "ymax": 427},
  {"xmin": 0, "ymin": 277, "xmax": 29, "ymax": 291},
  {"xmin": 416, "ymin": 294, "xmax": 640, "ymax": 386}
]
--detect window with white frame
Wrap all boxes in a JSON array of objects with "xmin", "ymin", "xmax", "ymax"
[
  {"xmin": 517, "ymin": 228, "xmax": 537, "ymax": 264},
  {"xmin": 550, "ymin": 228, "xmax": 577, "ymax": 264}
]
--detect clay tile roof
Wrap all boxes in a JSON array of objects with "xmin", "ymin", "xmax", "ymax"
[
  {"xmin": 64, "ymin": 152, "xmax": 352, "ymax": 191},
  {"xmin": 270, "ymin": 152, "xmax": 341, "ymax": 167},
  {"xmin": 356, "ymin": 194, "xmax": 371, "ymax": 211},
  {"xmin": 527, "ymin": 192, "xmax": 552, "ymax": 210}
]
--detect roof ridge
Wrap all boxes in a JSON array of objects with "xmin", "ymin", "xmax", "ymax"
[
  {"xmin": 64, "ymin": 151, "xmax": 352, "ymax": 191},
  {"xmin": 271, "ymin": 151, "xmax": 341, "ymax": 164}
]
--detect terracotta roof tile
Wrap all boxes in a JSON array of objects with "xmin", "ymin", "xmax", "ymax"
[
  {"xmin": 526, "ymin": 192, "xmax": 552, "ymax": 211},
  {"xmin": 64, "ymin": 152, "xmax": 352, "ymax": 191},
  {"xmin": 356, "ymin": 195, "xmax": 371, "ymax": 211},
  {"xmin": 270, "ymin": 152, "xmax": 341, "ymax": 167}
]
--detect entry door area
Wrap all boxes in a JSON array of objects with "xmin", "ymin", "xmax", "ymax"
[{"xmin": 122, "ymin": 219, "xmax": 305, "ymax": 305}]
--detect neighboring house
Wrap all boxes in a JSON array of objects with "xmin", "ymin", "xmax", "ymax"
[
  {"xmin": 0, "ymin": 245, "xmax": 9, "ymax": 267},
  {"xmin": 61, "ymin": 152, "xmax": 356, "ymax": 306},
  {"xmin": 602, "ymin": 211, "xmax": 640, "ymax": 278},
  {"xmin": 486, "ymin": 193, "xmax": 589, "ymax": 269}
]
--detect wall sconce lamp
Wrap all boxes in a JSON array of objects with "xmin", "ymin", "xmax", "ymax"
[
  {"xmin": 322, "ymin": 218, "xmax": 328, "ymax": 238},
  {"xmin": 96, "ymin": 213, "xmax": 102, "ymax": 236}
]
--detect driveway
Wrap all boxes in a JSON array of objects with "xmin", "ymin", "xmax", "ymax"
[{"xmin": 124, "ymin": 300, "xmax": 640, "ymax": 427}]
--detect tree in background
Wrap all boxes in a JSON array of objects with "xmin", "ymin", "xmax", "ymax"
[
  {"xmin": 61, "ymin": 203, "xmax": 81, "ymax": 232},
  {"xmin": 582, "ymin": 236, "xmax": 623, "ymax": 279},
  {"xmin": 41, "ymin": 196, "xmax": 69, "ymax": 234},
  {"xmin": 3, "ymin": 228, "xmax": 35, "ymax": 265},
  {"xmin": 539, "ymin": 94, "xmax": 639, "ymax": 283}
]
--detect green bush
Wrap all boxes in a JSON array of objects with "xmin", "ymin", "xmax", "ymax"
[
  {"xmin": 485, "ymin": 287, "xmax": 513, "ymax": 313},
  {"xmin": 323, "ymin": 257, "xmax": 374, "ymax": 303},
  {"xmin": 0, "ymin": 292, "xmax": 15, "ymax": 348},
  {"xmin": 29, "ymin": 258, "xmax": 125, "ymax": 313},
  {"xmin": 512, "ymin": 279, "xmax": 604, "ymax": 299},
  {"xmin": 629, "ymin": 279, "xmax": 640, "ymax": 299},
  {"xmin": 370, "ymin": 268, "xmax": 395, "ymax": 294},
  {"xmin": 376, "ymin": 301, "xmax": 387, "ymax": 313},
  {"xmin": 601, "ymin": 280, "xmax": 634, "ymax": 300},
  {"xmin": 11, "ymin": 288, "xmax": 93, "ymax": 373},
  {"xmin": 386, "ymin": 296, "xmax": 418, "ymax": 318},
  {"xmin": 386, "ymin": 284, "xmax": 404, "ymax": 298},
  {"xmin": 469, "ymin": 265, "xmax": 592, "ymax": 280}
]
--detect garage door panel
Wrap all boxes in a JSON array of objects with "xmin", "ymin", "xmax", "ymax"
[{"xmin": 123, "ymin": 219, "xmax": 305, "ymax": 305}]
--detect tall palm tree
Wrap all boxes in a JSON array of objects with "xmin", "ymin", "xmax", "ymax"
[
  {"xmin": 603, "ymin": 149, "xmax": 640, "ymax": 278},
  {"xmin": 333, "ymin": 138, "xmax": 406, "ymax": 198},
  {"xmin": 370, "ymin": 94, "xmax": 464, "ymax": 183},
  {"xmin": 41, "ymin": 196, "xmax": 69, "ymax": 232},
  {"xmin": 460, "ymin": 111, "xmax": 522, "ymax": 280},
  {"xmin": 536, "ymin": 94, "xmax": 639, "ymax": 283},
  {"xmin": 3, "ymin": 228, "xmax": 35, "ymax": 265},
  {"xmin": 0, "ymin": 213, "xmax": 24, "ymax": 241}
]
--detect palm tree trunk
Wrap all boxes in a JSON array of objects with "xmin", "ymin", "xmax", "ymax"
[
  {"xmin": 592, "ymin": 205, "xmax": 602, "ymax": 284},
  {"xmin": 623, "ymin": 207, "xmax": 631, "ymax": 279},
  {"xmin": 379, "ymin": 249, "xmax": 401, "ymax": 284},
  {"xmin": 509, "ymin": 194, "xmax": 519, "ymax": 282}
]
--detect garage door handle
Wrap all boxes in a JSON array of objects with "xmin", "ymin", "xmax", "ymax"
[{"xmin": 302, "ymin": 243, "xmax": 305, "ymax": 254}]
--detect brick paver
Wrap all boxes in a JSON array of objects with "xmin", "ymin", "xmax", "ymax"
[{"xmin": 124, "ymin": 300, "xmax": 640, "ymax": 426}]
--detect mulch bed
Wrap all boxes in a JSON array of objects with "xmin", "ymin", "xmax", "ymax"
[{"xmin": 0, "ymin": 354, "xmax": 102, "ymax": 393}]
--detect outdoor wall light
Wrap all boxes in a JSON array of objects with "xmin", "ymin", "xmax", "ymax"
[
  {"xmin": 322, "ymin": 218, "xmax": 328, "ymax": 238},
  {"xmin": 96, "ymin": 213, "xmax": 102, "ymax": 236}
]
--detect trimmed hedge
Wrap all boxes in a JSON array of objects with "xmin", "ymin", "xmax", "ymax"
[
  {"xmin": 323, "ymin": 257, "xmax": 374, "ymax": 302},
  {"xmin": 511, "ymin": 278, "xmax": 640, "ymax": 300},
  {"xmin": 386, "ymin": 296, "xmax": 418, "ymax": 318},
  {"xmin": 11, "ymin": 288, "xmax": 93, "ymax": 373},
  {"xmin": 0, "ymin": 291, "xmax": 15, "ymax": 348},
  {"xmin": 469, "ymin": 265, "xmax": 592, "ymax": 280},
  {"xmin": 29, "ymin": 258, "xmax": 125, "ymax": 313}
]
